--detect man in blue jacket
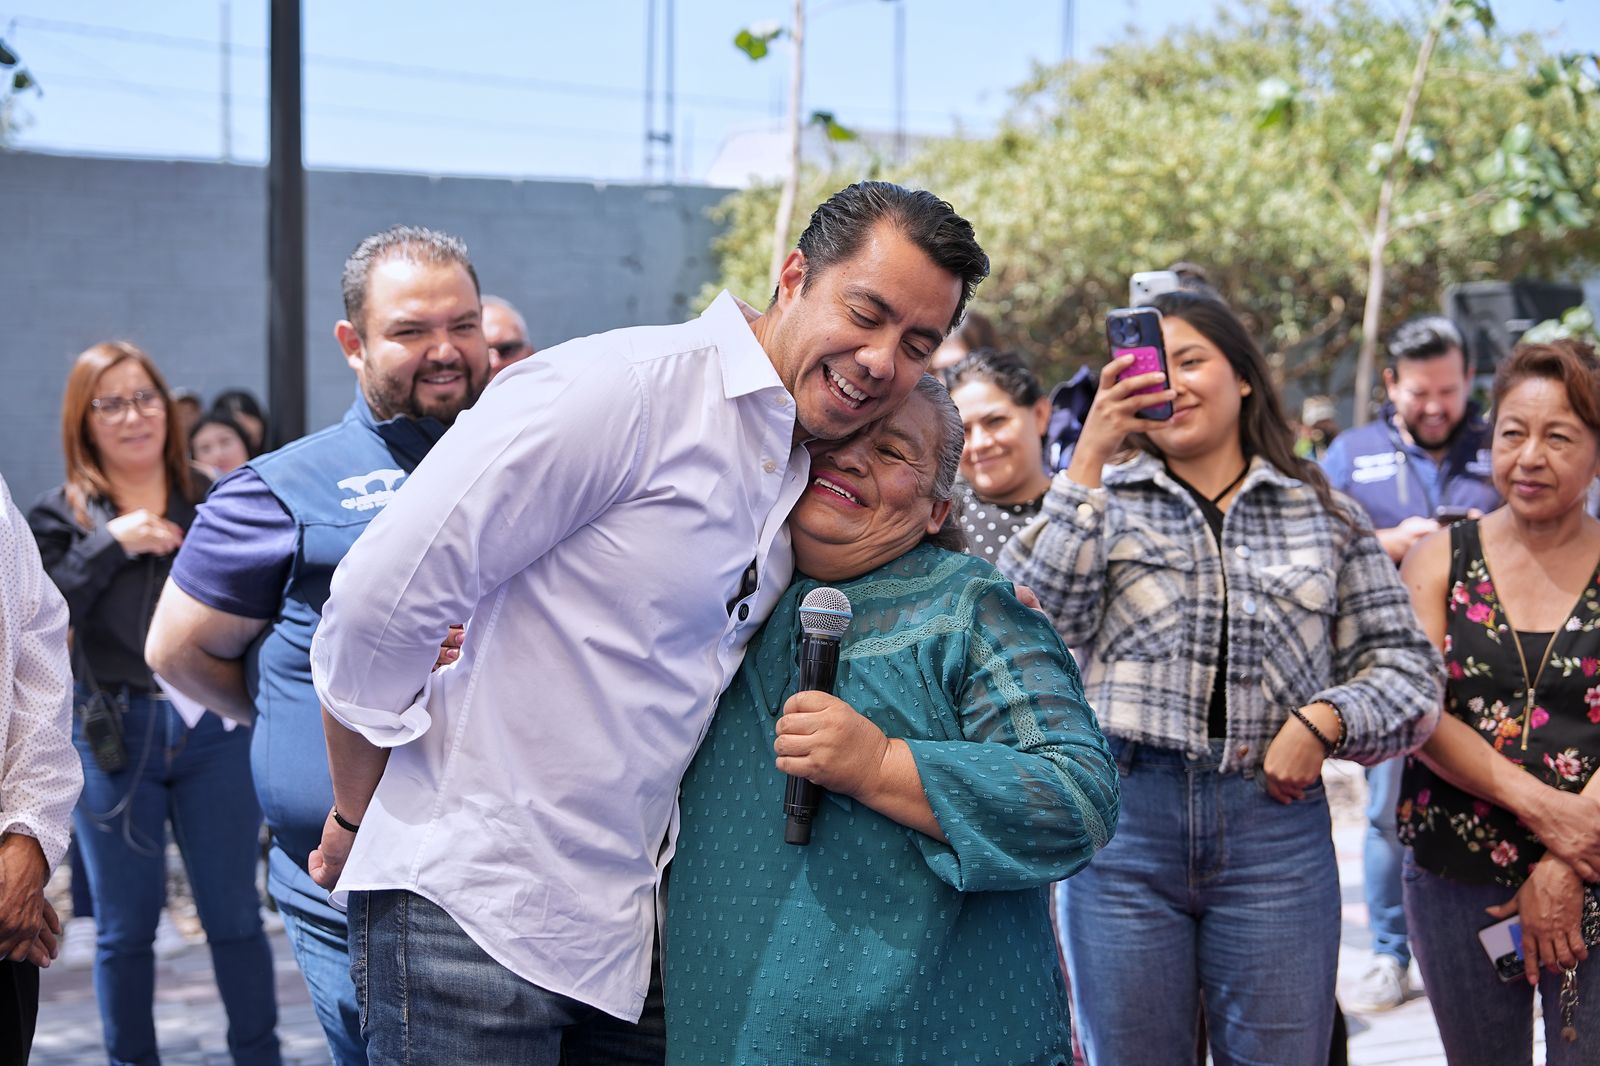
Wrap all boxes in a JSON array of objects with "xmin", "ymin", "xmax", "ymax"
[
  {"xmin": 143, "ymin": 225, "xmax": 489, "ymax": 1064},
  {"xmin": 1322, "ymin": 315, "xmax": 1500, "ymax": 1013}
]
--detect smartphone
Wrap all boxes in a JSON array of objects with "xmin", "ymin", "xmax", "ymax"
[
  {"xmin": 1435, "ymin": 505, "xmax": 1473, "ymax": 523},
  {"xmin": 1106, "ymin": 307, "xmax": 1173, "ymax": 421},
  {"xmin": 1478, "ymin": 913, "xmax": 1527, "ymax": 982},
  {"xmin": 1129, "ymin": 270, "xmax": 1182, "ymax": 306}
]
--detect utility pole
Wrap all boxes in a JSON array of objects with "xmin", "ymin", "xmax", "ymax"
[
  {"xmin": 267, "ymin": 0, "xmax": 305, "ymax": 443},
  {"xmin": 892, "ymin": 0, "xmax": 905, "ymax": 164},
  {"xmin": 642, "ymin": 0, "xmax": 676, "ymax": 182},
  {"xmin": 219, "ymin": 0, "xmax": 233, "ymax": 160}
]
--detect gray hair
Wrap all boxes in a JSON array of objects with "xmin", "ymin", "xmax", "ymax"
[
  {"xmin": 915, "ymin": 373, "xmax": 963, "ymax": 502},
  {"xmin": 341, "ymin": 225, "xmax": 480, "ymax": 336}
]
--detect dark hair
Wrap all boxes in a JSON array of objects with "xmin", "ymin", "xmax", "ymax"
[
  {"xmin": 1387, "ymin": 315, "xmax": 1467, "ymax": 372},
  {"xmin": 951, "ymin": 309, "xmax": 998, "ymax": 352},
  {"xmin": 188, "ymin": 412, "xmax": 250, "ymax": 450},
  {"xmin": 1492, "ymin": 339, "xmax": 1600, "ymax": 437},
  {"xmin": 210, "ymin": 389, "xmax": 268, "ymax": 454},
  {"xmin": 780, "ymin": 181, "xmax": 989, "ymax": 334},
  {"xmin": 948, "ymin": 348, "xmax": 1045, "ymax": 408},
  {"xmin": 1147, "ymin": 291, "xmax": 1355, "ymax": 529},
  {"xmin": 341, "ymin": 225, "xmax": 480, "ymax": 337},
  {"xmin": 59, "ymin": 341, "xmax": 198, "ymax": 528},
  {"xmin": 1167, "ymin": 261, "xmax": 1224, "ymax": 302}
]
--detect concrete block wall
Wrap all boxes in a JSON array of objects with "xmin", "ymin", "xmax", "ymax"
[{"xmin": 0, "ymin": 151, "xmax": 730, "ymax": 508}]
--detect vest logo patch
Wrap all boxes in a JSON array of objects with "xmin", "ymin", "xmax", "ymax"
[
  {"xmin": 337, "ymin": 468, "xmax": 407, "ymax": 511},
  {"xmin": 1351, "ymin": 453, "xmax": 1399, "ymax": 484}
]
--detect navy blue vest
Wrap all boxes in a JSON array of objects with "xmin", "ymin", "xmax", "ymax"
[
  {"xmin": 1325, "ymin": 404, "xmax": 1501, "ymax": 533},
  {"xmin": 245, "ymin": 394, "xmax": 445, "ymax": 918}
]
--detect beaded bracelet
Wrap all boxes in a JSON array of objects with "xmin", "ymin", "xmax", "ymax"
[{"xmin": 1289, "ymin": 705, "xmax": 1337, "ymax": 757}]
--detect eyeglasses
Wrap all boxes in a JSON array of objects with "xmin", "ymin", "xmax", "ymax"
[
  {"xmin": 90, "ymin": 389, "xmax": 166, "ymax": 423},
  {"xmin": 490, "ymin": 341, "xmax": 531, "ymax": 360}
]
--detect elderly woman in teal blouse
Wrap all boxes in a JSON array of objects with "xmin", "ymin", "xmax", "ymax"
[{"xmin": 664, "ymin": 374, "xmax": 1119, "ymax": 1065}]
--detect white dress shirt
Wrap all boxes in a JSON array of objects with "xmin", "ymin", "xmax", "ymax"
[
  {"xmin": 0, "ymin": 474, "xmax": 81, "ymax": 871},
  {"xmin": 311, "ymin": 291, "xmax": 808, "ymax": 1021}
]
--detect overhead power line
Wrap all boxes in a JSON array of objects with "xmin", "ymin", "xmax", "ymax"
[{"xmin": 10, "ymin": 13, "xmax": 976, "ymax": 124}]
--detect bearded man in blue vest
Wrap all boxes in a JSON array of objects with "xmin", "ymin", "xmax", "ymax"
[{"xmin": 144, "ymin": 225, "xmax": 489, "ymax": 1065}]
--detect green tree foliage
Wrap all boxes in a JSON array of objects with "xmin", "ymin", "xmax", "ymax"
[
  {"xmin": 0, "ymin": 36, "xmax": 43, "ymax": 146},
  {"xmin": 703, "ymin": 1, "xmax": 1600, "ymax": 388}
]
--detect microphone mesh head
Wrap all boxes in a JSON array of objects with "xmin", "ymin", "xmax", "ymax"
[{"xmin": 799, "ymin": 587, "xmax": 852, "ymax": 638}]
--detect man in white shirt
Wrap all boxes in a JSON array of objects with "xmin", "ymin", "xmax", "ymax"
[
  {"xmin": 0, "ymin": 473, "xmax": 81, "ymax": 1063},
  {"xmin": 306, "ymin": 181, "xmax": 988, "ymax": 1064}
]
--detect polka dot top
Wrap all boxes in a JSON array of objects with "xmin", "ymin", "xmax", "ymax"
[
  {"xmin": 664, "ymin": 544, "xmax": 1119, "ymax": 1065},
  {"xmin": 957, "ymin": 481, "xmax": 1045, "ymax": 560},
  {"xmin": 0, "ymin": 474, "xmax": 79, "ymax": 872}
]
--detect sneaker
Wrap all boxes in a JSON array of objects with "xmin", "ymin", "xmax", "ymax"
[
  {"xmin": 59, "ymin": 916, "xmax": 96, "ymax": 970},
  {"xmin": 1348, "ymin": 955, "xmax": 1408, "ymax": 1012}
]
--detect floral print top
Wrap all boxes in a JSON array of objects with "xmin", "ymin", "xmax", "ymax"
[{"xmin": 1399, "ymin": 520, "xmax": 1600, "ymax": 886}]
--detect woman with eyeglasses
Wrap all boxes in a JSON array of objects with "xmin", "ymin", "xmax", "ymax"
[{"xmin": 28, "ymin": 342, "xmax": 281, "ymax": 1065}]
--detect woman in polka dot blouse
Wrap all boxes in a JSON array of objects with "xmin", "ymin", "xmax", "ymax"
[
  {"xmin": 948, "ymin": 348, "xmax": 1056, "ymax": 561},
  {"xmin": 665, "ymin": 376, "xmax": 1118, "ymax": 1064}
]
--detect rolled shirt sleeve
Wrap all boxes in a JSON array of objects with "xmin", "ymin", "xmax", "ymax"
[
  {"xmin": 0, "ymin": 478, "xmax": 81, "ymax": 871},
  {"xmin": 311, "ymin": 349, "xmax": 646, "ymax": 747}
]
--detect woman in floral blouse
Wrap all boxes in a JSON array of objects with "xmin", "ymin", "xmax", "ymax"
[{"xmin": 1399, "ymin": 339, "xmax": 1600, "ymax": 1063}]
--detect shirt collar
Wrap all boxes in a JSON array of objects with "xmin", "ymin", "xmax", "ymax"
[
  {"xmin": 1105, "ymin": 450, "xmax": 1303, "ymax": 494},
  {"xmin": 348, "ymin": 387, "xmax": 448, "ymax": 471},
  {"xmin": 701, "ymin": 290, "xmax": 788, "ymax": 401}
]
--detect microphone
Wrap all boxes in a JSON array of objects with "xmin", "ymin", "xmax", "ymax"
[{"xmin": 784, "ymin": 587, "xmax": 852, "ymax": 846}]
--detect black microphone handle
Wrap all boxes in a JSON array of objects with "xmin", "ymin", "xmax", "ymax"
[{"xmin": 784, "ymin": 633, "xmax": 840, "ymax": 845}]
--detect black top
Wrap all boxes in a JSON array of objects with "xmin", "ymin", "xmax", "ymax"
[
  {"xmin": 955, "ymin": 481, "xmax": 1044, "ymax": 561},
  {"xmin": 1398, "ymin": 520, "xmax": 1600, "ymax": 886},
  {"xmin": 1165, "ymin": 469, "xmax": 1231, "ymax": 738},
  {"xmin": 28, "ymin": 476, "xmax": 208, "ymax": 690}
]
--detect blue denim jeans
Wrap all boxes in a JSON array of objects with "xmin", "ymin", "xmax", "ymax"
[
  {"xmin": 1062, "ymin": 740, "xmax": 1339, "ymax": 1066},
  {"xmin": 1403, "ymin": 855, "xmax": 1600, "ymax": 1064},
  {"xmin": 72, "ymin": 688, "xmax": 280, "ymax": 1066},
  {"xmin": 1364, "ymin": 757, "xmax": 1410, "ymax": 966},
  {"xmin": 273, "ymin": 887, "xmax": 365, "ymax": 1066},
  {"xmin": 349, "ymin": 889, "xmax": 665, "ymax": 1065}
]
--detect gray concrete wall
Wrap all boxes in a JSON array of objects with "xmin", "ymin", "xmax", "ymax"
[{"xmin": 0, "ymin": 150, "xmax": 731, "ymax": 508}]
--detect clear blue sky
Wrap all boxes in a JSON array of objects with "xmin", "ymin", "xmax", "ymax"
[{"xmin": 2, "ymin": 0, "xmax": 1596, "ymax": 184}]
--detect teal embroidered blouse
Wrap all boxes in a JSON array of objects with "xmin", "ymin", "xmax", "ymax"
[{"xmin": 664, "ymin": 544, "xmax": 1119, "ymax": 1065}]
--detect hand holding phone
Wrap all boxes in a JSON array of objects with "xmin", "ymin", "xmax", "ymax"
[
  {"xmin": 1106, "ymin": 307, "xmax": 1173, "ymax": 422},
  {"xmin": 1434, "ymin": 506, "xmax": 1474, "ymax": 523}
]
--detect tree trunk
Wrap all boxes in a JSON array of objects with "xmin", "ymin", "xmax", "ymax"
[
  {"xmin": 1352, "ymin": 0, "xmax": 1452, "ymax": 426},
  {"xmin": 769, "ymin": 0, "xmax": 806, "ymax": 288}
]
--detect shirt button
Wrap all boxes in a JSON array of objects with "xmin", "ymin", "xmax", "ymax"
[
  {"xmin": 1235, "ymin": 544, "xmax": 1251, "ymax": 559},
  {"xmin": 737, "ymin": 603, "xmax": 750, "ymax": 621},
  {"xmin": 762, "ymin": 459, "xmax": 777, "ymax": 474},
  {"xmin": 1236, "ymin": 744, "xmax": 1250, "ymax": 758},
  {"xmin": 1076, "ymin": 502, "xmax": 1095, "ymax": 519},
  {"xmin": 776, "ymin": 395, "xmax": 791, "ymax": 408},
  {"xmin": 1243, "ymin": 598, "xmax": 1258, "ymax": 616}
]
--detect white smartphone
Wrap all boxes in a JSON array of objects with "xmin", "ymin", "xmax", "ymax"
[
  {"xmin": 1129, "ymin": 270, "xmax": 1182, "ymax": 306},
  {"xmin": 1478, "ymin": 914, "xmax": 1526, "ymax": 982}
]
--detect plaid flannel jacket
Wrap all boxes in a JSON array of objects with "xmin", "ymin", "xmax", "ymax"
[{"xmin": 999, "ymin": 453, "xmax": 1442, "ymax": 774}]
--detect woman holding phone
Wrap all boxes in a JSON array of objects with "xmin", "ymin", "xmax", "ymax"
[
  {"xmin": 1001, "ymin": 290, "xmax": 1441, "ymax": 1064},
  {"xmin": 1397, "ymin": 339, "xmax": 1600, "ymax": 1063}
]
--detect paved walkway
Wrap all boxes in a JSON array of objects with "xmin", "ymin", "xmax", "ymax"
[{"xmin": 29, "ymin": 762, "xmax": 1546, "ymax": 1064}]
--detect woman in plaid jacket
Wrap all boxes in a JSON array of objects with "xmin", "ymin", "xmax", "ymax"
[{"xmin": 1001, "ymin": 290, "xmax": 1442, "ymax": 1065}]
